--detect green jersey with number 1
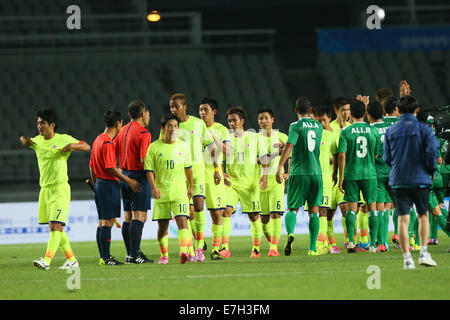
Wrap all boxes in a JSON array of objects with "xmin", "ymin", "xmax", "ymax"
[
  {"xmin": 337, "ymin": 122, "xmax": 379, "ymax": 181},
  {"xmin": 287, "ymin": 117, "xmax": 323, "ymax": 176},
  {"xmin": 371, "ymin": 121, "xmax": 391, "ymax": 178}
]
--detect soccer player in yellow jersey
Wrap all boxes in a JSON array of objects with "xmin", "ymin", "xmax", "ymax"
[
  {"xmin": 257, "ymin": 109, "xmax": 288, "ymax": 256},
  {"xmin": 329, "ymin": 97, "xmax": 356, "ymax": 247},
  {"xmin": 20, "ymin": 109, "xmax": 90, "ymax": 270},
  {"xmin": 199, "ymin": 97, "xmax": 231, "ymax": 260},
  {"xmin": 313, "ymin": 107, "xmax": 340, "ymax": 254},
  {"xmin": 221, "ymin": 106, "xmax": 267, "ymax": 258},
  {"xmin": 168, "ymin": 93, "xmax": 214, "ymax": 262},
  {"xmin": 330, "ymin": 97, "xmax": 350, "ymax": 132},
  {"xmin": 145, "ymin": 114, "xmax": 194, "ymax": 264}
]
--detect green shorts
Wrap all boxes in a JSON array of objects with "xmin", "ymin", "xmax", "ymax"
[
  {"xmin": 38, "ymin": 182, "xmax": 71, "ymax": 226},
  {"xmin": 287, "ymin": 175, "xmax": 323, "ymax": 210},
  {"xmin": 152, "ymin": 198, "xmax": 190, "ymax": 221},
  {"xmin": 226, "ymin": 183, "xmax": 261, "ymax": 214},
  {"xmin": 377, "ymin": 177, "xmax": 392, "ymax": 203},
  {"xmin": 305, "ymin": 175, "xmax": 332, "ymax": 210},
  {"xmin": 260, "ymin": 177, "xmax": 285, "ymax": 216},
  {"xmin": 343, "ymin": 179, "xmax": 377, "ymax": 204}
]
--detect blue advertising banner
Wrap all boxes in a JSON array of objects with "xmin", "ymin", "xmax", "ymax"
[{"xmin": 318, "ymin": 26, "xmax": 450, "ymax": 53}]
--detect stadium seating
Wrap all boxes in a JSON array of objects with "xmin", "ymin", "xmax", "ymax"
[
  {"xmin": 0, "ymin": 51, "xmax": 292, "ymax": 184},
  {"xmin": 317, "ymin": 49, "xmax": 447, "ymax": 107}
]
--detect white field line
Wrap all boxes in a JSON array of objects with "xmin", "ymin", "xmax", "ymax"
[{"xmin": 2, "ymin": 266, "xmax": 449, "ymax": 283}]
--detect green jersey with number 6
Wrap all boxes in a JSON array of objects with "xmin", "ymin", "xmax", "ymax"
[
  {"xmin": 337, "ymin": 121, "xmax": 379, "ymax": 180},
  {"xmin": 371, "ymin": 121, "xmax": 391, "ymax": 178},
  {"xmin": 287, "ymin": 117, "xmax": 323, "ymax": 176}
]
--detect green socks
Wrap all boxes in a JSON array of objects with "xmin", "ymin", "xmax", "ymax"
[
  {"xmin": 345, "ymin": 211, "xmax": 357, "ymax": 244},
  {"xmin": 368, "ymin": 211, "xmax": 378, "ymax": 246},
  {"xmin": 376, "ymin": 210, "xmax": 384, "ymax": 246},
  {"xmin": 309, "ymin": 213, "xmax": 319, "ymax": 252},
  {"xmin": 285, "ymin": 210, "xmax": 297, "ymax": 236}
]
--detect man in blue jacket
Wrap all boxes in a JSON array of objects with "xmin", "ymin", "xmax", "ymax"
[{"xmin": 384, "ymin": 95, "xmax": 439, "ymax": 269}]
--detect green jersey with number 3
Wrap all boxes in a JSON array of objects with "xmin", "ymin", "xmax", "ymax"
[
  {"xmin": 337, "ymin": 122, "xmax": 379, "ymax": 180},
  {"xmin": 287, "ymin": 117, "xmax": 323, "ymax": 176}
]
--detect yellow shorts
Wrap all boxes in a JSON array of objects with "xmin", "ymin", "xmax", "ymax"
[
  {"xmin": 152, "ymin": 198, "xmax": 190, "ymax": 220},
  {"xmin": 330, "ymin": 184, "xmax": 345, "ymax": 210},
  {"xmin": 260, "ymin": 178, "xmax": 285, "ymax": 216},
  {"xmin": 38, "ymin": 182, "xmax": 71, "ymax": 226},
  {"xmin": 205, "ymin": 180, "xmax": 226, "ymax": 210},
  {"xmin": 226, "ymin": 183, "xmax": 261, "ymax": 214}
]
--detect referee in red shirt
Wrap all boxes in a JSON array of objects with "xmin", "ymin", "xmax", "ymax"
[
  {"xmin": 114, "ymin": 101, "xmax": 153, "ymax": 263},
  {"xmin": 89, "ymin": 110, "xmax": 141, "ymax": 265}
]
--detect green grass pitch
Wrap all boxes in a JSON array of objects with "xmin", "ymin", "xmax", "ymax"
[{"xmin": 1, "ymin": 232, "xmax": 449, "ymax": 300}]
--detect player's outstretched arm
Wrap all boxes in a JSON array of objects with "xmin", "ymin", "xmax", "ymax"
[
  {"xmin": 19, "ymin": 136, "xmax": 35, "ymax": 148},
  {"xmin": 107, "ymin": 167, "xmax": 141, "ymax": 193},
  {"xmin": 62, "ymin": 141, "xmax": 90, "ymax": 152},
  {"xmin": 276, "ymin": 143, "xmax": 293, "ymax": 184}
]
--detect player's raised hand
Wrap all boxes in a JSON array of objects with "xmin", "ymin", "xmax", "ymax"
[
  {"xmin": 19, "ymin": 136, "xmax": 35, "ymax": 147},
  {"xmin": 399, "ymin": 80, "xmax": 411, "ymax": 97},
  {"xmin": 152, "ymin": 186, "xmax": 161, "ymax": 199},
  {"xmin": 128, "ymin": 178, "xmax": 141, "ymax": 193},
  {"xmin": 223, "ymin": 172, "xmax": 232, "ymax": 186}
]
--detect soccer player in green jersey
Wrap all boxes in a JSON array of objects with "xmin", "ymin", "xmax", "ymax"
[
  {"xmin": 313, "ymin": 107, "xmax": 340, "ymax": 254},
  {"xmin": 381, "ymin": 95, "xmax": 400, "ymax": 246},
  {"xmin": 168, "ymin": 93, "xmax": 215, "ymax": 262},
  {"xmin": 337, "ymin": 99, "xmax": 381, "ymax": 253},
  {"xmin": 199, "ymin": 97, "xmax": 230, "ymax": 260},
  {"xmin": 276, "ymin": 97, "xmax": 323, "ymax": 256},
  {"xmin": 221, "ymin": 106, "xmax": 266, "ymax": 258},
  {"xmin": 375, "ymin": 88, "xmax": 393, "ymax": 108},
  {"xmin": 368, "ymin": 101, "xmax": 393, "ymax": 252},
  {"xmin": 257, "ymin": 108, "xmax": 288, "ymax": 257},
  {"xmin": 20, "ymin": 109, "xmax": 90, "ymax": 270},
  {"xmin": 145, "ymin": 114, "xmax": 194, "ymax": 264}
]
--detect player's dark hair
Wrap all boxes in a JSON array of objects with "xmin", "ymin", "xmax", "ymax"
[
  {"xmin": 295, "ymin": 96, "xmax": 311, "ymax": 115},
  {"xmin": 161, "ymin": 113, "xmax": 180, "ymax": 128},
  {"xmin": 257, "ymin": 108, "xmax": 274, "ymax": 118},
  {"xmin": 314, "ymin": 106, "xmax": 332, "ymax": 118},
  {"xmin": 376, "ymin": 88, "xmax": 393, "ymax": 104},
  {"xmin": 332, "ymin": 97, "xmax": 349, "ymax": 110},
  {"xmin": 367, "ymin": 101, "xmax": 383, "ymax": 120},
  {"xmin": 398, "ymin": 95, "xmax": 419, "ymax": 114},
  {"xmin": 128, "ymin": 100, "xmax": 147, "ymax": 119},
  {"xmin": 200, "ymin": 97, "xmax": 219, "ymax": 111},
  {"xmin": 226, "ymin": 106, "xmax": 246, "ymax": 126},
  {"xmin": 384, "ymin": 96, "xmax": 399, "ymax": 114},
  {"xmin": 104, "ymin": 110, "xmax": 122, "ymax": 128},
  {"xmin": 35, "ymin": 108, "xmax": 58, "ymax": 130},
  {"xmin": 350, "ymin": 99, "xmax": 366, "ymax": 119}
]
